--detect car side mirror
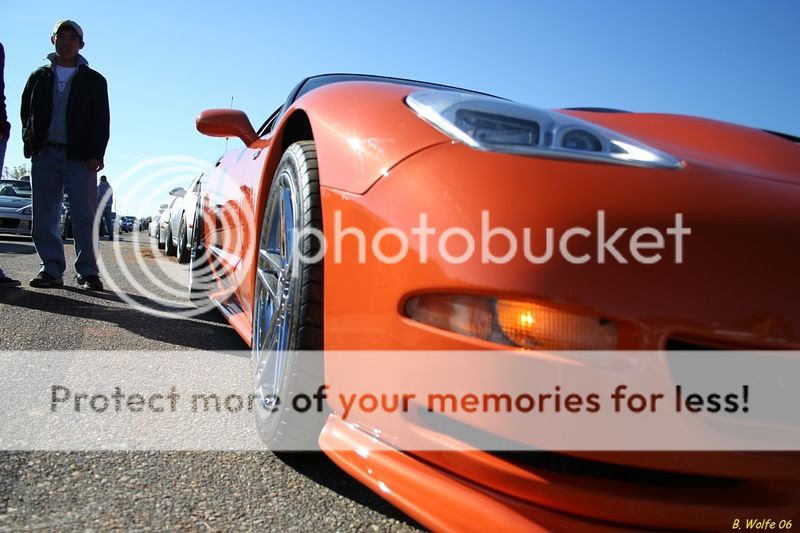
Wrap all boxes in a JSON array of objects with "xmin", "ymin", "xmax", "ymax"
[{"xmin": 196, "ymin": 109, "xmax": 258, "ymax": 147}]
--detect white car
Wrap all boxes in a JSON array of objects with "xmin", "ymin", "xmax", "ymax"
[
  {"xmin": 166, "ymin": 174, "xmax": 203, "ymax": 263},
  {"xmin": 158, "ymin": 199, "xmax": 176, "ymax": 250},
  {"xmin": 149, "ymin": 204, "xmax": 168, "ymax": 240}
]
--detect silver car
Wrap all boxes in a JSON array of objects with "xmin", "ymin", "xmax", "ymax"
[{"xmin": 0, "ymin": 180, "xmax": 33, "ymax": 236}]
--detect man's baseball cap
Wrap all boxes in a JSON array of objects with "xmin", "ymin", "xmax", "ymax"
[{"xmin": 53, "ymin": 19, "xmax": 83, "ymax": 39}]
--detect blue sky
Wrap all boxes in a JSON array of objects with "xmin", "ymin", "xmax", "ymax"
[{"xmin": 1, "ymin": 0, "xmax": 798, "ymax": 216}]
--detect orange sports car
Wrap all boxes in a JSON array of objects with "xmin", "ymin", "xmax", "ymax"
[{"xmin": 194, "ymin": 74, "xmax": 800, "ymax": 531}]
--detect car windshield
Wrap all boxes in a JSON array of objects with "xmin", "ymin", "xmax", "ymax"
[
  {"xmin": 0, "ymin": 180, "xmax": 32, "ymax": 198},
  {"xmin": 296, "ymin": 74, "xmax": 495, "ymax": 101},
  {"xmin": 257, "ymin": 73, "xmax": 501, "ymax": 137}
]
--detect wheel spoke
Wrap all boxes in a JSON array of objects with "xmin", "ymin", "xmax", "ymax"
[
  {"xmin": 259, "ymin": 249, "xmax": 282, "ymax": 275},
  {"xmin": 256, "ymin": 267, "xmax": 278, "ymax": 300},
  {"xmin": 264, "ymin": 188, "xmax": 281, "ymax": 255},
  {"xmin": 252, "ymin": 284, "xmax": 267, "ymax": 357},
  {"xmin": 260, "ymin": 303, "xmax": 286, "ymax": 390},
  {"xmin": 254, "ymin": 283, "xmax": 268, "ymax": 351},
  {"xmin": 262, "ymin": 303, "xmax": 282, "ymax": 353}
]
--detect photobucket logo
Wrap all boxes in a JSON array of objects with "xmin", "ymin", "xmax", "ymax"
[{"xmin": 294, "ymin": 210, "xmax": 691, "ymax": 266}]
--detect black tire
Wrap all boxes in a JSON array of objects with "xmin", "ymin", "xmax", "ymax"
[
  {"xmin": 252, "ymin": 141, "xmax": 325, "ymax": 450},
  {"xmin": 188, "ymin": 197, "xmax": 214, "ymax": 307},
  {"xmin": 165, "ymin": 223, "xmax": 177, "ymax": 256},
  {"xmin": 176, "ymin": 215, "xmax": 189, "ymax": 263}
]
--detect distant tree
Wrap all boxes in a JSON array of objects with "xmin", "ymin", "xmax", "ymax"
[{"xmin": 2, "ymin": 164, "xmax": 30, "ymax": 179}]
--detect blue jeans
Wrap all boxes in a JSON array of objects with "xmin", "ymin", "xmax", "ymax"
[
  {"xmin": 0, "ymin": 137, "xmax": 7, "ymax": 278},
  {"xmin": 31, "ymin": 146, "xmax": 99, "ymax": 277},
  {"xmin": 100, "ymin": 208, "xmax": 114, "ymax": 237},
  {"xmin": 0, "ymin": 136, "xmax": 6, "ymax": 169}
]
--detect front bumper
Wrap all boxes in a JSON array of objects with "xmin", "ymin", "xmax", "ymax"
[
  {"xmin": 0, "ymin": 211, "xmax": 32, "ymax": 235},
  {"xmin": 320, "ymin": 414, "xmax": 800, "ymax": 531}
]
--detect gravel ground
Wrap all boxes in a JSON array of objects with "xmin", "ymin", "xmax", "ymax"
[
  {"xmin": 0, "ymin": 233, "xmax": 422, "ymax": 532},
  {"xmin": 0, "ymin": 452, "xmax": 416, "ymax": 532}
]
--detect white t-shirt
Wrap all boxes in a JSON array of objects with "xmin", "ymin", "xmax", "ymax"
[{"xmin": 55, "ymin": 65, "xmax": 77, "ymax": 95}]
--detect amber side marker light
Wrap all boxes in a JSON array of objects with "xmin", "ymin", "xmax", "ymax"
[{"xmin": 405, "ymin": 294, "xmax": 618, "ymax": 350}]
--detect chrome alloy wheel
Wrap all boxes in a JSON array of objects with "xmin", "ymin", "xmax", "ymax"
[
  {"xmin": 253, "ymin": 168, "xmax": 299, "ymax": 411},
  {"xmin": 250, "ymin": 141, "xmax": 324, "ymax": 448}
]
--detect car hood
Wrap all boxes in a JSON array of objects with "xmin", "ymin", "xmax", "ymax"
[
  {"xmin": 563, "ymin": 111, "xmax": 800, "ymax": 187},
  {"xmin": 0, "ymin": 196, "xmax": 31, "ymax": 209}
]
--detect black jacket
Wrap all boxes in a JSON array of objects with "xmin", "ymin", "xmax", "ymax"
[
  {"xmin": 21, "ymin": 60, "xmax": 109, "ymax": 162},
  {"xmin": 1, "ymin": 43, "xmax": 10, "ymax": 138}
]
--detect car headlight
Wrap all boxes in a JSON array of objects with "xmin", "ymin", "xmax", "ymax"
[
  {"xmin": 406, "ymin": 90, "xmax": 682, "ymax": 169},
  {"xmin": 16, "ymin": 205, "xmax": 32, "ymax": 216}
]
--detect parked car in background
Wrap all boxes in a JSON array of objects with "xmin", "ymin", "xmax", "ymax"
[
  {"xmin": 119, "ymin": 216, "xmax": 137, "ymax": 233},
  {"xmin": 111, "ymin": 212, "xmax": 121, "ymax": 236},
  {"xmin": 162, "ymin": 189, "xmax": 183, "ymax": 257},
  {"xmin": 60, "ymin": 195, "xmax": 72, "ymax": 239},
  {"xmin": 149, "ymin": 205, "xmax": 168, "ymax": 239},
  {"xmin": 0, "ymin": 179, "xmax": 31, "ymax": 197},
  {"xmin": 158, "ymin": 199, "xmax": 176, "ymax": 250},
  {"xmin": 0, "ymin": 180, "xmax": 32, "ymax": 236},
  {"xmin": 166, "ymin": 174, "xmax": 203, "ymax": 263}
]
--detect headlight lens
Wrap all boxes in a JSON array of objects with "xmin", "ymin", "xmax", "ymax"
[
  {"xmin": 17, "ymin": 205, "xmax": 32, "ymax": 216},
  {"xmin": 561, "ymin": 129, "xmax": 602, "ymax": 151},
  {"xmin": 406, "ymin": 90, "xmax": 682, "ymax": 169}
]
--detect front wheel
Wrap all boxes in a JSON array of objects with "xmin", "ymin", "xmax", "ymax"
[
  {"xmin": 176, "ymin": 215, "xmax": 189, "ymax": 263},
  {"xmin": 165, "ymin": 223, "xmax": 177, "ymax": 256},
  {"xmin": 188, "ymin": 195, "xmax": 215, "ymax": 307},
  {"xmin": 252, "ymin": 141, "xmax": 325, "ymax": 449}
]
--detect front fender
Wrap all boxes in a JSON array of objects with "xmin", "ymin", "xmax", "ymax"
[{"xmin": 289, "ymin": 81, "xmax": 450, "ymax": 195}]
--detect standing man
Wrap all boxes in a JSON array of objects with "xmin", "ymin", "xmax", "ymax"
[
  {"xmin": 0, "ymin": 41, "xmax": 21, "ymax": 288},
  {"xmin": 21, "ymin": 20, "xmax": 110, "ymax": 290},
  {"xmin": 97, "ymin": 174, "xmax": 113, "ymax": 239},
  {"xmin": 0, "ymin": 42, "xmax": 10, "ymax": 170}
]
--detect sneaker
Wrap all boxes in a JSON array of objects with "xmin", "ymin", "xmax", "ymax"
[
  {"xmin": 77, "ymin": 275, "xmax": 104, "ymax": 291},
  {"xmin": 29, "ymin": 271, "xmax": 64, "ymax": 288},
  {"xmin": 0, "ymin": 275, "xmax": 21, "ymax": 288}
]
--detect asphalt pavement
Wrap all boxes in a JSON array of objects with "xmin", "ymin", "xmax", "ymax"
[{"xmin": 0, "ymin": 232, "xmax": 420, "ymax": 532}]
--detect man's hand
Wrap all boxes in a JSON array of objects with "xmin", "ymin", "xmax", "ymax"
[{"xmin": 86, "ymin": 159, "xmax": 104, "ymax": 172}]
